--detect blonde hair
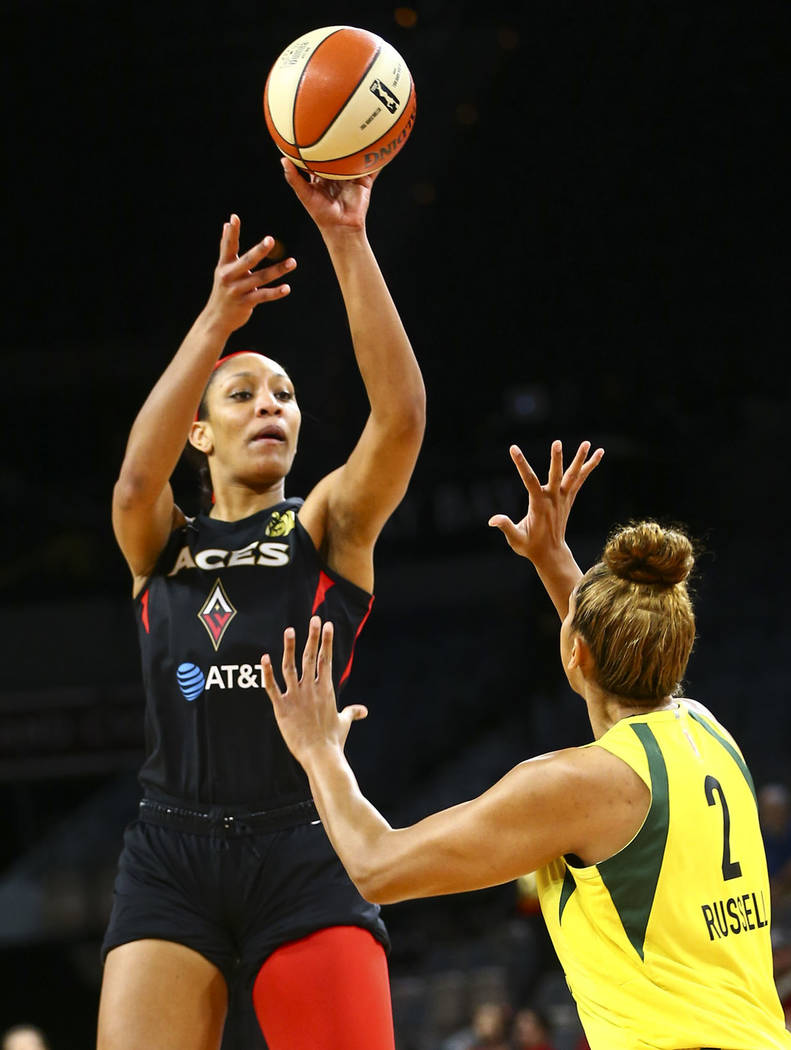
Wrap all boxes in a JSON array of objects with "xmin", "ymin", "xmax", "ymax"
[{"xmin": 571, "ymin": 521, "xmax": 696, "ymax": 703}]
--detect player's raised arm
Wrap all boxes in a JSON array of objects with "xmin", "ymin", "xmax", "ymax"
[
  {"xmin": 112, "ymin": 216, "xmax": 296, "ymax": 590},
  {"xmin": 488, "ymin": 440, "xmax": 604, "ymax": 620},
  {"xmin": 282, "ymin": 159, "xmax": 426, "ymax": 591}
]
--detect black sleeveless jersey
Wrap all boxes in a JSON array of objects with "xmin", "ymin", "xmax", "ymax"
[{"xmin": 133, "ymin": 498, "xmax": 374, "ymax": 807}]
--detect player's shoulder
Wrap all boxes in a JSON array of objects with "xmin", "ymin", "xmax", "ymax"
[
  {"xmin": 525, "ymin": 744, "xmax": 639, "ymax": 793},
  {"xmin": 679, "ymin": 696, "xmax": 722, "ymax": 727},
  {"xmin": 678, "ymin": 696, "xmax": 744, "ymax": 752}
]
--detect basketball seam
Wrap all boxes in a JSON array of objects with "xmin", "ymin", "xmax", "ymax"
[
  {"xmin": 291, "ymin": 28, "xmax": 346, "ymax": 155},
  {"xmin": 295, "ymin": 37, "xmax": 382, "ymax": 153}
]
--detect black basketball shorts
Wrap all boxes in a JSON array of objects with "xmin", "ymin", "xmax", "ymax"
[{"xmin": 101, "ymin": 810, "xmax": 390, "ymax": 985}]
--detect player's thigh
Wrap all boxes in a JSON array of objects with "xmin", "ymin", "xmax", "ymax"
[
  {"xmin": 253, "ymin": 926, "xmax": 394, "ymax": 1050},
  {"xmin": 97, "ymin": 938, "xmax": 228, "ymax": 1050}
]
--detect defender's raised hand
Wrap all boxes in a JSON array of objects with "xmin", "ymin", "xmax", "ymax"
[
  {"xmin": 488, "ymin": 440, "xmax": 604, "ymax": 620},
  {"xmin": 489, "ymin": 440, "xmax": 603, "ymax": 564},
  {"xmin": 262, "ymin": 617, "xmax": 368, "ymax": 767}
]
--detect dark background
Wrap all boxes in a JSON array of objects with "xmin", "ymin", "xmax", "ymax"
[{"xmin": 2, "ymin": 1, "xmax": 789, "ymax": 1047}]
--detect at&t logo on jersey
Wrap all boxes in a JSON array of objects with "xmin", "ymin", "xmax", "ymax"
[
  {"xmin": 177, "ymin": 663, "xmax": 206, "ymax": 701},
  {"xmin": 176, "ymin": 661, "xmax": 267, "ymax": 701}
]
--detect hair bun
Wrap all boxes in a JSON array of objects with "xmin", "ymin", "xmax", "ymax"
[{"xmin": 603, "ymin": 521, "xmax": 694, "ymax": 586}]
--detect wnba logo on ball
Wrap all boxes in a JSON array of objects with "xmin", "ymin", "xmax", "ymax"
[
  {"xmin": 177, "ymin": 663, "xmax": 206, "ymax": 702},
  {"xmin": 369, "ymin": 78, "xmax": 398, "ymax": 114}
]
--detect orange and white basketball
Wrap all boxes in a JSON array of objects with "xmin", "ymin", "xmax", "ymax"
[{"xmin": 263, "ymin": 26, "xmax": 416, "ymax": 180}]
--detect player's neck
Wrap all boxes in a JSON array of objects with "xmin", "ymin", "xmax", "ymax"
[
  {"xmin": 587, "ymin": 690, "xmax": 675, "ymax": 739},
  {"xmin": 208, "ymin": 481, "xmax": 286, "ymax": 522}
]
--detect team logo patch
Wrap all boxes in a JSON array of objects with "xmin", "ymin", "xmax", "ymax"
[
  {"xmin": 198, "ymin": 578, "xmax": 237, "ymax": 650},
  {"xmin": 177, "ymin": 663, "xmax": 206, "ymax": 701},
  {"xmin": 265, "ymin": 509, "xmax": 296, "ymax": 538}
]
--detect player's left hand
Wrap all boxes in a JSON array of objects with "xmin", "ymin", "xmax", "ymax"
[
  {"xmin": 488, "ymin": 440, "xmax": 603, "ymax": 564},
  {"xmin": 280, "ymin": 157, "xmax": 378, "ymax": 233},
  {"xmin": 262, "ymin": 616, "xmax": 368, "ymax": 765}
]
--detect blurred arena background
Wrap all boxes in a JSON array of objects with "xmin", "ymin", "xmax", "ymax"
[{"xmin": 3, "ymin": 1, "xmax": 790, "ymax": 1047}]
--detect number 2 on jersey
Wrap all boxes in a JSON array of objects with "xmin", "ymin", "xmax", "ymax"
[{"xmin": 704, "ymin": 774, "xmax": 742, "ymax": 881}]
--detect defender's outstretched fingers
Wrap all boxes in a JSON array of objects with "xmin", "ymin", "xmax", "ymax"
[
  {"xmin": 565, "ymin": 443, "xmax": 604, "ymax": 493},
  {"xmin": 566, "ymin": 440, "xmax": 591, "ymax": 477},
  {"xmin": 579, "ymin": 445, "xmax": 605, "ymax": 481},
  {"xmin": 339, "ymin": 702, "xmax": 369, "ymax": 730},
  {"xmin": 281, "ymin": 627, "xmax": 299, "ymax": 690},
  {"xmin": 561, "ymin": 441, "xmax": 592, "ymax": 492},
  {"xmin": 486, "ymin": 513, "xmax": 521, "ymax": 545},
  {"xmin": 261, "ymin": 653, "xmax": 282, "ymax": 704},
  {"xmin": 301, "ymin": 616, "xmax": 323, "ymax": 681},
  {"xmin": 508, "ymin": 445, "xmax": 543, "ymax": 499},
  {"xmin": 547, "ymin": 439, "xmax": 565, "ymax": 488},
  {"xmin": 317, "ymin": 621, "xmax": 335, "ymax": 682}
]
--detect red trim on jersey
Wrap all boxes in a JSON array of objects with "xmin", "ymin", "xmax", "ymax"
[
  {"xmin": 340, "ymin": 593, "xmax": 374, "ymax": 685},
  {"xmin": 311, "ymin": 570, "xmax": 336, "ymax": 614},
  {"xmin": 140, "ymin": 589, "xmax": 150, "ymax": 634}
]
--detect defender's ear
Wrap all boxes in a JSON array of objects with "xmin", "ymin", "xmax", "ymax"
[{"xmin": 567, "ymin": 634, "xmax": 593, "ymax": 675}]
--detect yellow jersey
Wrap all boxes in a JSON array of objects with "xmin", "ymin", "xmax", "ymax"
[{"xmin": 535, "ymin": 700, "xmax": 791, "ymax": 1050}]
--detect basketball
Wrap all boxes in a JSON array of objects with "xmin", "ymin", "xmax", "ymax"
[{"xmin": 263, "ymin": 26, "xmax": 416, "ymax": 180}]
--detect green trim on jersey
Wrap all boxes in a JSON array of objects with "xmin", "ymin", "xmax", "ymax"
[
  {"xmin": 596, "ymin": 722, "xmax": 669, "ymax": 960},
  {"xmin": 558, "ymin": 867, "xmax": 577, "ymax": 923},
  {"xmin": 688, "ymin": 709, "xmax": 757, "ymax": 803}
]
